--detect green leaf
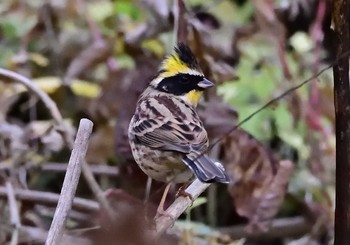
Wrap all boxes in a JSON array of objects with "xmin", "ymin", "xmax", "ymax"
[
  {"xmin": 0, "ymin": 14, "xmax": 36, "ymax": 39},
  {"xmin": 113, "ymin": 1, "xmax": 141, "ymax": 20}
]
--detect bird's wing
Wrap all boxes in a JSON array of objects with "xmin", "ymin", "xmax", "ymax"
[{"xmin": 131, "ymin": 117, "xmax": 208, "ymax": 154}]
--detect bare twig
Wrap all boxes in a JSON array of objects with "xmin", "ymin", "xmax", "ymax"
[
  {"xmin": 0, "ymin": 162, "xmax": 119, "ymax": 177},
  {"xmin": 155, "ymin": 179, "xmax": 210, "ymax": 235},
  {"xmin": 37, "ymin": 206, "xmax": 94, "ymax": 224},
  {"xmin": 0, "ymin": 187, "xmax": 99, "ymax": 212},
  {"xmin": 6, "ymin": 182, "xmax": 21, "ymax": 245},
  {"xmin": 46, "ymin": 119, "xmax": 93, "ymax": 245},
  {"xmin": 37, "ymin": 162, "xmax": 119, "ymax": 177},
  {"xmin": 81, "ymin": 161, "xmax": 115, "ymax": 218},
  {"xmin": 14, "ymin": 225, "xmax": 91, "ymax": 244},
  {"xmin": 0, "ymin": 68, "xmax": 73, "ymax": 148}
]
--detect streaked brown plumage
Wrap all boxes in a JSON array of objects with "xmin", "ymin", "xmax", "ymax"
[{"xmin": 128, "ymin": 43, "xmax": 230, "ymax": 186}]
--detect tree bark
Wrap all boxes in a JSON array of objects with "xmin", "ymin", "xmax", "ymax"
[{"xmin": 332, "ymin": 0, "xmax": 350, "ymax": 244}]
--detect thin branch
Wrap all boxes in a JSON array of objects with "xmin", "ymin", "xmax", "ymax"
[
  {"xmin": 0, "ymin": 68, "xmax": 73, "ymax": 148},
  {"xmin": 14, "ymin": 225, "xmax": 90, "ymax": 244},
  {"xmin": 81, "ymin": 161, "xmax": 115, "ymax": 218},
  {"xmin": 6, "ymin": 181, "xmax": 21, "ymax": 245},
  {"xmin": 46, "ymin": 119, "xmax": 93, "ymax": 245},
  {"xmin": 155, "ymin": 179, "xmax": 210, "ymax": 235},
  {"xmin": 34, "ymin": 162, "xmax": 117, "ymax": 215},
  {"xmin": 208, "ymin": 50, "xmax": 350, "ymax": 151},
  {"xmin": 37, "ymin": 162, "xmax": 119, "ymax": 177},
  {"xmin": 0, "ymin": 162, "xmax": 119, "ymax": 177},
  {"xmin": 0, "ymin": 187, "xmax": 99, "ymax": 212}
]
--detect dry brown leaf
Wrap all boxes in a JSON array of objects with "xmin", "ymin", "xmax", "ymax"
[
  {"xmin": 224, "ymin": 132, "xmax": 294, "ymax": 233},
  {"xmin": 199, "ymin": 97, "xmax": 293, "ymax": 232},
  {"xmin": 223, "ymin": 129, "xmax": 277, "ymax": 220},
  {"xmin": 246, "ymin": 160, "xmax": 294, "ymax": 232}
]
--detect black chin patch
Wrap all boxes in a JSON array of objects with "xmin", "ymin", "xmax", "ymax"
[{"xmin": 156, "ymin": 74, "xmax": 204, "ymax": 95}]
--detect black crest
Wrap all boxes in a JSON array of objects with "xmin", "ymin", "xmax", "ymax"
[{"xmin": 175, "ymin": 43, "xmax": 201, "ymax": 71}]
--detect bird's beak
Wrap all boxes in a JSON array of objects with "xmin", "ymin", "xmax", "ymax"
[{"xmin": 197, "ymin": 78, "xmax": 215, "ymax": 88}]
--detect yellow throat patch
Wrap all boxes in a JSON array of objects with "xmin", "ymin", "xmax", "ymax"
[{"xmin": 185, "ymin": 90, "xmax": 203, "ymax": 106}]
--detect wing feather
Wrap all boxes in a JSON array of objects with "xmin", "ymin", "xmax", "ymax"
[{"xmin": 132, "ymin": 117, "xmax": 208, "ymax": 154}]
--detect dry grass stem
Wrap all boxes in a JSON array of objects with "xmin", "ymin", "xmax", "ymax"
[
  {"xmin": 40, "ymin": 163, "xmax": 119, "ymax": 177},
  {"xmin": 81, "ymin": 161, "xmax": 115, "ymax": 218},
  {"xmin": 0, "ymin": 163, "xmax": 119, "ymax": 177},
  {"xmin": 6, "ymin": 181, "xmax": 21, "ymax": 245},
  {"xmin": 0, "ymin": 187, "xmax": 99, "ymax": 212},
  {"xmin": 45, "ymin": 119, "xmax": 93, "ymax": 245},
  {"xmin": 18, "ymin": 226, "xmax": 91, "ymax": 244}
]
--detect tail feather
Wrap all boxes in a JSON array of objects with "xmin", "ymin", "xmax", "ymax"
[{"xmin": 183, "ymin": 155, "xmax": 231, "ymax": 183}]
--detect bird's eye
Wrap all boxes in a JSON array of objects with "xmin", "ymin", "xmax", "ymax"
[
  {"xmin": 162, "ymin": 85, "xmax": 169, "ymax": 91},
  {"xmin": 180, "ymin": 76, "xmax": 189, "ymax": 84}
]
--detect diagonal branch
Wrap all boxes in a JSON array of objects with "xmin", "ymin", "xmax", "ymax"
[{"xmin": 154, "ymin": 179, "xmax": 210, "ymax": 235}]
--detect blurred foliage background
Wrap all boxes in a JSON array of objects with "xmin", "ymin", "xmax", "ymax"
[{"xmin": 0, "ymin": 0, "xmax": 336, "ymax": 244}]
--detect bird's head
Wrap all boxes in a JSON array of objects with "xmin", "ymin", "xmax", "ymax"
[{"xmin": 150, "ymin": 43, "xmax": 214, "ymax": 106}]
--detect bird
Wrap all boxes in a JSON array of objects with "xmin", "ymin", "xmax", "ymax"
[{"xmin": 128, "ymin": 43, "xmax": 230, "ymax": 215}]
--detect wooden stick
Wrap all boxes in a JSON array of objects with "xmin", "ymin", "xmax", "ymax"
[
  {"xmin": 155, "ymin": 179, "xmax": 210, "ymax": 235},
  {"xmin": 45, "ymin": 119, "xmax": 93, "ymax": 245}
]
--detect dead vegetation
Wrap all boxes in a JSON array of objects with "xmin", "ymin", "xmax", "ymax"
[{"xmin": 0, "ymin": 0, "xmax": 341, "ymax": 244}]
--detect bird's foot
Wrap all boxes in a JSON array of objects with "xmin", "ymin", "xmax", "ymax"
[{"xmin": 176, "ymin": 185, "xmax": 194, "ymax": 206}]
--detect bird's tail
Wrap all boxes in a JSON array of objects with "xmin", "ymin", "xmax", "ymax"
[{"xmin": 182, "ymin": 154, "xmax": 231, "ymax": 183}]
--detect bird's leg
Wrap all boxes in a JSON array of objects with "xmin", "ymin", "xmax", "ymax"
[
  {"xmin": 144, "ymin": 177, "xmax": 152, "ymax": 204},
  {"xmin": 155, "ymin": 182, "xmax": 174, "ymax": 219},
  {"xmin": 143, "ymin": 177, "xmax": 152, "ymax": 223},
  {"xmin": 176, "ymin": 182, "xmax": 194, "ymax": 206}
]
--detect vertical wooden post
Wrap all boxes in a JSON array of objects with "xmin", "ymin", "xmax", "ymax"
[{"xmin": 332, "ymin": 0, "xmax": 350, "ymax": 244}]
